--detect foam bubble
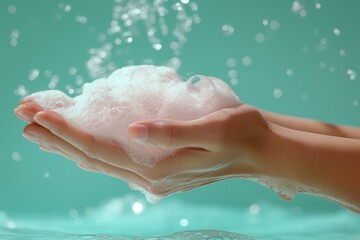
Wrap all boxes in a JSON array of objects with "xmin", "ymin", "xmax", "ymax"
[{"xmin": 25, "ymin": 65, "xmax": 240, "ymax": 168}]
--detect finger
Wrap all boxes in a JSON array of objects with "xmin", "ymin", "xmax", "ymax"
[
  {"xmin": 32, "ymin": 111, "xmax": 142, "ymax": 172},
  {"xmin": 126, "ymin": 108, "xmax": 233, "ymax": 149},
  {"xmin": 24, "ymin": 123, "xmax": 150, "ymax": 188},
  {"xmin": 14, "ymin": 102, "xmax": 44, "ymax": 123},
  {"xmin": 78, "ymin": 163, "xmax": 98, "ymax": 172}
]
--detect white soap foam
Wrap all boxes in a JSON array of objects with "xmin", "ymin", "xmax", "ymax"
[{"xmin": 25, "ymin": 65, "xmax": 240, "ymax": 167}]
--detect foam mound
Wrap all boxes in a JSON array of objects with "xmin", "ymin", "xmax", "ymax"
[{"xmin": 25, "ymin": 65, "xmax": 240, "ymax": 167}]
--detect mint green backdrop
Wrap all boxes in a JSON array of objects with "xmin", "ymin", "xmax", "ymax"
[{"xmin": 1, "ymin": 0, "xmax": 359, "ymax": 217}]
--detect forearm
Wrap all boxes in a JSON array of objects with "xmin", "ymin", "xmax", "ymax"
[
  {"xmin": 262, "ymin": 110, "xmax": 360, "ymax": 139},
  {"xmin": 263, "ymin": 123, "xmax": 360, "ymax": 213}
]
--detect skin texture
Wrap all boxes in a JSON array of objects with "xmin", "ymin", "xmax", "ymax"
[{"xmin": 14, "ymin": 100, "xmax": 360, "ymax": 213}]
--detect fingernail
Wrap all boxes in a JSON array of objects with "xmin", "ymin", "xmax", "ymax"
[
  {"xmin": 23, "ymin": 131, "xmax": 39, "ymax": 143},
  {"xmin": 14, "ymin": 105, "xmax": 33, "ymax": 122},
  {"xmin": 128, "ymin": 124, "xmax": 148, "ymax": 141}
]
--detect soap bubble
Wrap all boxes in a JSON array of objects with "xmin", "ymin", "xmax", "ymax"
[
  {"xmin": 339, "ymin": 49, "xmax": 346, "ymax": 56},
  {"xmin": 301, "ymin": 93, "xmax": 308, "ymax": 101},
  {"xmin": 64, "ymin": 5, "xmax": 71, "ymax": 13},
  {"xmin": 11, "ymin": 152, "xmax": 21, "ymax": 162},
  {"xmin": 319, "ymin": 61, "xmax": 327, "ymax": 70},
  {"xmin": 315, "ymin": 2, "xmax": 321, "ymax": 9},
  {"xmin": 228, "ymin": 69, "xmax": 237, "ymax": 78},
  {"xmin": 346, "ymin": 69, "xmax": 357, "ymax": 80},
  {"xmin": 69, "ymin": 67, "xmax": 77, "ymax": 75},
  {"xmin": 333, "ymin": 28, "xmax": 341, "ymax": 36},
  {"xmin": 242, "ymin": 56, "xmax": 252, "ymax": 66},
  {"xmin": 75, "ymin": 15, "xmax": 88, "ymax": 24},
  {"xmin": 10, "ymin": 29, "xmax": 20, "ymax": 47},
  {"xmin": 221, "ymin": 24, "xmax": 235, "ymax": 36},
  {"xmin": 14, "ymin": 85, "xmax": 29, "ymax": 97},
  {"xmin": 329, "ymin": 66, "xmax": 336, "ymax": 73},
  {"xmin": 230, "ymin": 78, "xmax": 238, "ymax": 86},
  {"xmin": 286, "ymin": 68, "xmax": 293, "ymax": 76},
  {"xmin": 43, "ymin": 172, "xmax": 50, "ymax": 178},
  {"xmin": 7, "ymin": 5, "xmax": 16, "ymax": 14},
  {"xmin": 353, "ymin": 100, "xmax": 358, "ymax": 107},
  {"xmin": 273, "ymin": 88, "xmax": 282, "ymax": 99},
  {"xmin": 152, "ymin": 43, "xmax": 162, "ymax": 51},
  {"xmin": 28, "ymin": 69, "xmax": 40, "ymax": 81},
  {"xmin": 262, "ymin": 19, "xmax": 269, "ymax": 26},
  {"xmin": 269, "ymin": 20, "xmax": 280, "ymax": 31},
  {"xmin": 255, "ymin": 33, "xmax": 265, "ymax": 43},
  {"xmin": 226, "ymin": 58, "xmax": 237, "ymax": 68}
]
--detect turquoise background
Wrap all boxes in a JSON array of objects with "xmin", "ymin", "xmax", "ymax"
[{"xmin": 1, "ymin": 0, "xmax": 360, "ymax": 218}]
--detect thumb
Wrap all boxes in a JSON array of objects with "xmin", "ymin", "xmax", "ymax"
[{"xmin": 126, "ymin": 119, "xmax": 220, "ymax": 149}]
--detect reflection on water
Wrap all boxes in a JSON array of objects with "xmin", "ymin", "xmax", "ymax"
[
  {"xmin": 0, "ymin": 197, "xmax": 359, "ymax": 240},
  {"xmin": 0, "ymin": 228, "xmax": 259, "ymax": 240}
]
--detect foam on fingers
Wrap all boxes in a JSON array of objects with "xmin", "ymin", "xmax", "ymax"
[{"xmin": 24, "ymin": 65, "xmax": 241, "ymax": 167}]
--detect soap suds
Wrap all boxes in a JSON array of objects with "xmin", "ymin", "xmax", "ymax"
[{"xmin": 25, "ymin": 65, "xmax": 240, "ymax": 167}]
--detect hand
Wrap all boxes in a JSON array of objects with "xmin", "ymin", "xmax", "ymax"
[{"xmin": 15, "ymin": 100, "xmax": 271, "ymax": 199}]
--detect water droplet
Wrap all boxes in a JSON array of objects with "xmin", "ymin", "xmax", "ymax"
[
  {"xmin": 262, "ymin": 19, "xmax": 269, "ymax": 26},
  {"xmin": 230, "ymin": 78, "xmax": 238, "ymax": 86},
  {"xmin": 315, "ymin": 2, "xmax": 321, "ymax": 9},
  {"xmin": 28, "ymin": 69, "xmax": 40, "ymax": 81},
  {"xmin": 75, "ymin": 15, "xmax": 88, "ymax": 24},
  {"xmin": 269, "ymin": 20, "xmax": 280, "ymax": 31},
  {"xmin": 179, "ymin": 218, "xmax": 189, "ymax": 227},
  {"xmin": 346, "ymin": 69, "xmax": 357, "ymax": 80},
  {"xmin": 339, "ymin": 49, "xmax": 346, "ymax": 57},
  {"xmin": 221, "ymin": 24, "xmax": 235, "ymax": 36},
  {"xmin": 132, "ymin": 201, "xmax": 144, "ymax": 214},
  {"xmin": 301, "ymin": 93, "xmax": 308, "ymax": 101},
  {"xmin": 180, "ymin": 0, "xmax": 190, "ymax": 4},
  {"xmin": 228, "ymin": 69, "xmax": 237, "ymax": 78},
  {"xmin": 333, "ymin": 28, "xmax": 341, "ymax": 36},
  {"xmin": 286, "ymin": 68, "xmax": 293, "ymax": 76},
  {"xmin": 14, "ymin": 85, "xmax": 29, "ymax": 97},
  {"xmin": 152, "ymin": 43, "xmax": 162, "ymax": 51},
  {"xmin": 242, "ymin": 56, "xmax": 252, "ymax": 66},
  {"xmin": 226, "ymin": 58, "xmax": 237, "ymax": 68},
  {"xmin": 10, "ymin": 29, "xmax": 20, "ymax": 47},
  {"xmin": 11, "ymin": 152, "xmax": 21, "ymax": 162},
  {"xmin": 319, "ymin": 61, "xmax": 327, "ymax": 70},
  {"xmin": 273, "ymin": 88, "xmax": 282, "ymax": 99},
  {"xmin": 64, "ymin": 4, "xmax": 71, "ymax": 12},
  {"xmin": 114, "ymin": 38, "xmax": 122, "ymax": 45},
  {"xmin": 255, "ymin": 33, "xmax": 265, "ymax": 43},
  {"xmin": 249, "ymin": 204, "xmax": 260, "ymax": 215},
  {"xmin": 69, "ymin": 67, "xmax": 77, "ymax": 75}
]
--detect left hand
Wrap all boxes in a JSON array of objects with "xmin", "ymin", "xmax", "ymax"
[{"xmin": 14, "ymin": 100, "xmax": 270, "ymax": 199}]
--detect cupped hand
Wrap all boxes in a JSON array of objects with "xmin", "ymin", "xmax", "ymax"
[{"xmin": 14, "ymin": 100, "xmax": 271, "ymax": 199}]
